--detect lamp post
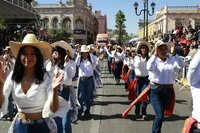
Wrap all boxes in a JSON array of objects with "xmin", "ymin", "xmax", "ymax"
[{"xmin": 133, "ymin": 0, "xmax": 156, "ymax": 41}]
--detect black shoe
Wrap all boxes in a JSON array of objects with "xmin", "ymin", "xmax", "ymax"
[{"xmin": 83, "ymin": 112, "xmax": 92, "ymax": 119}]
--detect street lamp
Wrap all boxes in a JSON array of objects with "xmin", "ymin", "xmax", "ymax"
[{"xmin": 133, "ymin": 0, "xmax": 156, "ymax": 41}]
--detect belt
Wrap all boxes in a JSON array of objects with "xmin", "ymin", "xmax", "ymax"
[
  {"xmin": 19, "ymin": 118, "xmax": 44, "ymax": 125},
  {"xmin": 151, "ymin": 82, "xmax": 173, "ymax": 88},
  {"xmin": 80, "ymin": 76, "xmax": 93, "ymax": 80}
]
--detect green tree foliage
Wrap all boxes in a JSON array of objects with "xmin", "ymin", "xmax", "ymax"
[
  {"xmin": 48, "ymin": 28, "xmax": 71, "ymax": 42},
  {"xmin": 115, "ymin": 10, "xmax": 126, "ymax": 45}
]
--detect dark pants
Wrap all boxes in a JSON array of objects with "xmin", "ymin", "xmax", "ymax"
[
  {"xmin": 113, "ymin": 61, "xmax": 123, "ymax": 80},
  {"xmin": 150, "ymin": 84, "xmax": 173, "ymax": 133},
  {"xmin": 129, "ymin": 69, "xmax": 135, "ymax": 83},
  {"xmin": 135, "ymin": 76, "xmax": 149, "ymax": 115},
  {"xmin": 123, "ymin": 65, "xmax": 129, "ymax": 89},
  {"xmin": 78, "ymin": 77, "xmax": 95, "ymax": 114},
  {"xmin": 15, "ymin": 118, "xmax": 49, "ymax": 133},
  {"xmin": 193, "ymin": 129, "xmax": 200, "ymax": 133},
  {"xmin": 107, "ymin": 57, "xmax": 112, "ymax": 73}
]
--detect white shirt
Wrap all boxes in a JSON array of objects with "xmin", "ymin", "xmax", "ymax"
[
  {"xmin": 128, "ymin": 57, "xmax": 135, "ymax": 69},
  {"xmin": 75, "ymin": 55, "xmax": 95, "ymax": 77},
  {"xmin": 123, "ymin": 57, "xmax": 130, "ymax": 65},
  {"xmin": 187, "ymin": 50, "xmax": 200, "ymax": 122},
  {"xmin": 114, "ymin": 52, "xmax": 124, "ymax": 62},
  {"xmin": 147, "ymin": 55, "xmax": 185, "ymax": 84},
  {"xmin": 134, "ymin": 55, "xmax": 148, "ymax": 77},
  {"xmin": 46, "ymin": 59, "xmax": 76, "ymax": 86},
  {"xmin": 0, "ymin": 71, "xmax": 69, "ymax": 118}
]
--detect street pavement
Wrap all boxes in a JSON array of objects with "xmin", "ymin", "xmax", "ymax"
[{"xmin": 0, "ymin": 59, "xmax": 192, "ymax": 133}]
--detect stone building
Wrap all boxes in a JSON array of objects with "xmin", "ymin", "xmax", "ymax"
[
  {"xmin": 33, "ymin": 0, "xmax": 98, "ymax": 45},
  {"xmin": 138, "ymin": 5, "xmax": 200, "ymax": 40},
  {"xmin": 95, "ymin": 10, "xmax": 107, "ymax": 34}
]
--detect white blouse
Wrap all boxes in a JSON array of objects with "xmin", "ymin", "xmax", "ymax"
[
  {"xmin": 187, "ymin": 50, "xmax": 200, "ymax": 122},
  {"xmin": 75, "ymin": 55, "xmax": 95, "ymax": 77},
  {"xmin": 0, "ymin": 71, "xmax": 69, "ymax": 118},
  {"xmin": 134, "ymin": 55, "xmax": 148, "ymax": 77},
  {"xmin": 147, "ymin": 55, "xmax": 185, "ymax": 84}
]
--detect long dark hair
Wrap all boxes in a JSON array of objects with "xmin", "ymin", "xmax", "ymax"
[
  {"xmin": 80, "ymin": 52, "xmax": 93, "ymax": 66},
  {"xmin": 137, "ymin": 45, "xmax": 149, "ymax": 61},
  {"xmin": 54, "ymin": 46, "xmax": 66, "ymax": 69},
  {"xmin": 12, "ymin": 46, "xmax": 45, "ymax": 84}
]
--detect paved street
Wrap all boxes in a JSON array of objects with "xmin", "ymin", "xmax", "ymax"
[{"xmin": 0, "ymin": 59, "xmax": 192, "ymax": 133}]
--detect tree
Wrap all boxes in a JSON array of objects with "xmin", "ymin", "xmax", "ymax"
[
  {"xmin": 48, "ymin": 28, "xmax": 71, "ymax": 42},
  {"xmin": 114, "ymin": 10, "xmax": 126, "ymax": 45}
]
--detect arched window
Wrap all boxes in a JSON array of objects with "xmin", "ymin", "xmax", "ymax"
[
  {"xmin": 52, "ymin": 18, "xmax": 59, "ymax": 29},
  {"xmin": 62, "ymin": 18, "xmax": 71, "ymax": 31},
  {"xmin": 75, "ymin": 19, "xmax": 84, "ymax": 30}
]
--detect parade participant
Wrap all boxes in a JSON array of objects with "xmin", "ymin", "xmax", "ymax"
[
  {"xmin": 183, "ymin": 49, "xmax": 200, "ymax": 133},
  {"xmin": 122, "ymin": 47, "xmax": 131, "ymax": 90},
  {"xmin": 46, "ymin": 40, "xmax": 77, "ymax": 133},
  {"xmin": 104, "ymin": 44, "xmax": 113, "ymax": 74},
  {"xmin": 0, "ymin": 34, "xmax": 69, "ymax": 133},
  {"xmin": 112, "ymin": 46, "xmax": 124, "ymax": 84},
  {"xmin": 134, "ymin": 41, "xmax": 151, "ymax": 120},
  {"xmin": 75, "ymin": 45, "xmax": 95, "ymax": 119},
  {"xmin": 91, "ymin": 46, "xmax": 103, "ymax": 88},
  {"xmin": 147, "ymin": 40, "xmax": 185, "ymax": 133},
  {"xmin": 128, "ymin": 48, "xmax": 136, "ymax": 83}
]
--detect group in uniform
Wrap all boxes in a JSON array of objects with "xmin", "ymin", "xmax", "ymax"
[{"xmin": 0, "ymin": 32, "xmax": 199, "ymax": 133}]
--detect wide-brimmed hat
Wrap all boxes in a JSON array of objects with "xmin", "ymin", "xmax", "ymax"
[
  {"xmin": 51, "ymin": 40, "xmax": 74, "ymax": 58},
  {"xmin": 9, "ymin": 34, "xmax": 51, "ymax": 61},
  {"xmin": 155, "ymin": 40, "xmax": 170, "ymax": 49},
  {"xmin": 81, "ymin": 45, "xmax": 90, "ymax": 53},
  {"xmin": 136, "ymin": 41, "xmax": 151, "ymax": 53}
]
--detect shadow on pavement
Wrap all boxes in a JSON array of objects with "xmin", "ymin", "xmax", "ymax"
[
  {"xmin": 96, "ymin": 94, "xmax": 127, "ymax": 98},
  {"xmin": 92, "ymin": 101, "xmax": 130, "ymax": 106}
]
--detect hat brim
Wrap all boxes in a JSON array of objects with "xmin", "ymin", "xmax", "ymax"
[
  {"xmin": 136, "ymin": 41, "xmax": 151, "ymax": 53},
  {"xmin": 51, "ymin": 41, "xmax": 74, "ymax": 58},
  {"xmin": 9, "ymin": 41, "xmax": 51, "ymax": 61}
]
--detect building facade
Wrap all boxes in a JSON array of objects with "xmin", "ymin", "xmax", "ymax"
[
  {"xmin": 33, "ymin": 0, "xmax": 98, "ymax": 45},
  {"xmin": 95, "ymin": 10, "xmax": 107, "ymax": 33},
  {"xmin": 138, "ymin": 5, "xmax": 200, "ymax": 41}
]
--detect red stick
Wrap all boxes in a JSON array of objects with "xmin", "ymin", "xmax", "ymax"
[{"xmin": 122, "ymin": 86, "xmax": 151, "ymax": 118}]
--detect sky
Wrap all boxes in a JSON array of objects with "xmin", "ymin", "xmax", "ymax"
[{"xmin": 37, "ymin": 0, "xmax": 200, "ymax": 35}]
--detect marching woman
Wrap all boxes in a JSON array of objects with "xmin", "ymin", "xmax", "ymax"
[
  {"xmin": 184, "ymin": 49, "xmax": 200, "ymax": 133},
  {"xmin": 112, "ymin": 46, "xmax": 124, "ymax": 84},
  {"xmin": 134, "ymin": 41, "xmax": 151, "ymax": 120},
  {"xmin": 147, "ymin": 40, "xmax": 185, "ymax": 133},
  {"xmin": 46, "ymin": 40, "xmax": 77, "ymax": 133},
  {"xmin": 122, "ymin": 47, "xmax": 131, "ymax": 90},
  {"xmin": 0, "ymin": 34, "xmax": 69, "ymax": 133},
  {"xmin": 75, "ymin": 45, "xmax": 96, "ymax": 119}
]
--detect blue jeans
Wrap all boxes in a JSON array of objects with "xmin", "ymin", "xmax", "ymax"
[
  {"xmin": 54, "ymin": 86, "xmax": 71, "ymax": 133},
  {"xmin": 129, "ymin": 69, "xmax": 135, "ymax": 83},
  {"xmin": 15, "ymin": 118, "xmax": 49, "ymax": 133},
  {"xmin": 113, "ymin": 61, "xmax": 123, "ymax": 80},
  {"xmin": 135, "ymin": 76, "xmax": 149, "ymax": 115},
  {"xmin": 150, "ymin": 84, "xmax": 173, "ymax": 133},
  {"xmin": 78, "ymin": 77, "xmax": 94, "ymax": 114},
  {"xmin": 193, "ymin": 129, "xmax": 200, "ymax": 133}
]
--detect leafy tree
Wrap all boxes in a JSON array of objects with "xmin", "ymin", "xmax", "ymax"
[
  {"xmin": 48, "ymin": 28, "xmax": 71, "ymax": 42},
  {"xmin": 114, "ymin": 10, "xmax": 126, "ymax": 45}
]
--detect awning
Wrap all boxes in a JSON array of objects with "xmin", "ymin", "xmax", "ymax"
[{"xmin": 0, "ymin": 0, "xmax": 39, "ymax": 19}]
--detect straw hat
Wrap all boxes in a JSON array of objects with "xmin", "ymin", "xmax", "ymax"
[
  {"xmin": 155, "ymin": 40, "xmax": 170, "ymax": 49},
  {"xmin": 81, "ymin": 45, "xmax": 90, "ymax": 53},
  {"xmin": 136, "ymin": 41, "xmax": 151, "ymax": 53},
  {"xmin": 51, "ymin": 40, "xmax": 74, "ymax": 58},
  {"xmin": 9, "ymin": 34, "xmax": 51, "ymax": 61}
]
